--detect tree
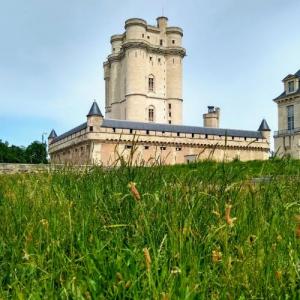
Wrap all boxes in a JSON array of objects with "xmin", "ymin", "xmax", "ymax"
[
  {"xmin": 0, "ymin": 140, "xmax": 47, "ymax": 164},
  {"xmin": 25, "ymin": 141, "xmax": 47, "ymax": 164}
]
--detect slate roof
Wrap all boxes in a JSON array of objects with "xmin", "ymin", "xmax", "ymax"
[
  {"xmin": 87, "ymin": 101, "xmax": 103, "ymax": 117},
  {"xmin": 258, "ymin": 119, "xmax": 270, "ymax": 131},
  {"xmin": 50, "ymin": 119, "xmax": 265, "ymax": 143},
  {"xmin": 52, "ymin": 123, "xmax": 87, "ymax": 143},
  {"xmin": 48, "ymin": 129, "xmax": 57, "ymax": 139},
  {"xmin": 101, "ymin": 119, "xmax": 263, "ymax": 138}
]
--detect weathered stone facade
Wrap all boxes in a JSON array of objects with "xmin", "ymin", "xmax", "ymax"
[
  {"xmin": 274, "ymin": 69, "xmax": 300, "ymax": 158},
  {"xmin": 48, "ymin": 17, "xmax": 271, "ymax": 166}
]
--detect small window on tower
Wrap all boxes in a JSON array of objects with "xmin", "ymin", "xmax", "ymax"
[
  {"xmin": 168, "ymin": 103, "xmax": 171, "ymax": 109},
  {"xmin": 142, "ymin": 34, "xmax": 144, "ymax": 38},
  {"xmin": 160, "ymin": 39, "xmax": 163, "ymax": 46},
  {"xmin": 158, "ymin": 58, "xmax": 161, "ymax": 63},
  {"xmin": 149, "ymin": 56, "xmax": 152, "ymax": 61},
  {"xmin": 172, "ymin": 40, "xmax": 175, "ymax": 44},
  {"xmin": 148, "ymin": 75, "xmax": 154, "ymax": 91},
  {"xmin": 149, "ymin": 108, "xmax": 154, "ymax": 122},
  {"xmin": 89, "ymin": 126, "xmax": 93, "ymax": 132},
  {"xmin": 169, "ymin": 120, "xmax": 171, "ymax": 124}
]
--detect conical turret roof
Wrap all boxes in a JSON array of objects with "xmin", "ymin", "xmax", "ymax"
[
  {"xmin": 258, "ymin": 119, "xmax": 270, "ymax": 131},
  {"xmin": 87, "ymin": 101, "xmax": 103, "ymax": 117},
  {"xmin": 48, "ymin": 129, "xmax": 57, "ymax": 139}
]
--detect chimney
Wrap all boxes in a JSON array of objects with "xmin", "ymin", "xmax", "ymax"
[{"xmin": 203, "ymin": 106, "xmax": 220, "ymax": 128}]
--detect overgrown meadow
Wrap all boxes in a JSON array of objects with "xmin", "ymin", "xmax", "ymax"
[{"xmin": 1, "ymin": 159, "xmax": 300, "ymax": 299}]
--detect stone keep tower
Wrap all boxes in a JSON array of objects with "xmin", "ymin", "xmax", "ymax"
[{"xmin": 103, "ymin": 17, "xmax": 186, "ymax": 124}]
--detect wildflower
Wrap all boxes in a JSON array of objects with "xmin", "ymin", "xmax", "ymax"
[
  {"xmin": 143, "ymin": 247, "xmax": 151, "ymax": 272},
  {"xmin": 225, "ymin": 204, "xmax": 237, "ymax": 226},
  {"xmin": 128, "ymin": 182, "xmax": 141, "ymax": 201},
  {"xmin": 40, "ymin": 219, "xmax": 49, "ymax": 230},
  {"xmin": 22, "ymin": 250, "xmax": 30, "ymax": 261},
  {"xmin": 170, "ymin": 266, "xmax": 181, "ymax": 274},
  {"xmin": 212, "ymin": 250, "xmax": 222, "ymax": 263}
]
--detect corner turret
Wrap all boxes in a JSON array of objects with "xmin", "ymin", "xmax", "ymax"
[
  {"xmin": 87, "ymin": 101, "xmax": 103, "ymax": 132},
  {"xmin": 48, "ymin": 129, "xmax": 57, "ymax": 145},
  {"xmin": 258, "ymin": 119, "xmax": 271, "ymax": 141}
]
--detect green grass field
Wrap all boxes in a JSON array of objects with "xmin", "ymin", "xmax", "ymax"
[{"xmin": 1, "ymin": 159, "xmax": 300, "ymax": 299}]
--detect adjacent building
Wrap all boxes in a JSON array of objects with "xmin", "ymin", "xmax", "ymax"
[
  {"xmin": 274, "ymin": 69, "xmax": 300, "ymax": 158},
  {"xmin": 48, "ymin": 17, "xmax": 271, "ymax": 166}
]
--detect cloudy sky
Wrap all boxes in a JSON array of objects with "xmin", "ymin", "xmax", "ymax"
[{"xmin": 1, "ymin": 0, "xmax": 299, "ymax": 147}]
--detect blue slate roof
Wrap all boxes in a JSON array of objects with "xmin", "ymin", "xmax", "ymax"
[
  {"xmin": 101, "ymin": 119, "xmax": 263, "ymax": 138},
  {"xmin": 48, "ymin": 129, "xmax": 57, "ymax": 139},
  {"xmin": 258, "ymin": 119, "xmax": 270, "ymax": 131},
  {"xmin": 87, "ymin": 101, "xmax": 103, "ymax": 117},
  {"xmin": 52, "ymin": 123, "xmax": 87, "ymax": 143},
  {"xmin": 51, "ymin": 119, "xmax": 264, "ymax": 143}
]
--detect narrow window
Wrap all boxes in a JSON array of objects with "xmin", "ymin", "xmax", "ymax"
[
  {"xmin": 287, "ymin": 105, "xmax": 295, "ymax": 130},
  {"xmin": 288, "ymin": 81, "xmax": 295, "ymax": 93},
  {"xmin": 160, "ymin": 39, "xmax": 163, "ymax": 46},
  {"xmin": 205, "ymin": 134, "xmax": 208, "ymax": 138},
  {"xmin": 89, "ymin": 126, "xmax": 93, "ymax": 132},
  {"xmin": 125, "ymin": 145, "xmax": 132, "ymax": 149},
  {"xmin": 149, "ymin": 108, "xmax": 154, "ymax": 122},
  {"xmin": 149, "ymin": 56, "xmax": 152, "ymax": 61},
  {"xmin": 146, "ymin": 130, "xmax": 150, "ymax": 134},
  {"xmin": 144, "ymin": 146, "xmax": 149, "ymax": 150},
  {"xmin": 172, "ymin": 40, "xmax": 175, "ymax": 44},
  {"xmin": 113, "ymin": 48, "xmax": 115, "ymax": 51},
  {"xmin": 168, "ymin": 103, "xmax": 171, "ymax": 109},
  {"xmin": 177, "ymin": 132, "xmax": 180, "ymax": 137},
  {"xmin": 113, "ymin": 128, "xmax": 116, "ymax": 133},
  {"xmin": 160, "ymin": 146, "xmax": 166, "ymax": 150},
  {"xmin": 142, "ymin": 34, "xmax": 144, "ymax": 38},
  {"xmin": 148, "ymin": 76, "xmax": 154, "ymax": 91},
  {"xmin": 158, "ymin": 58, "xmax": 161, "ymax": 63},
  {"xmin": 169, "ymin": 120, "xmax": 171, "ymax": 124},
  {"xmin": 130, "ymin": 129, "xmax": 133, "ymax": 134},
  {"xmin": 192, "ymin": 133, "xmax": 194, "ymax": 138},
  {"xmin": 147, "ymin": 36, "xmax": 150, "ymax": 39},
  {"xmin": 176, "ymin": 147, "xmax": 182, "ymax": 151},
  {"xmin": 169, "ymin": 112, "xmax": 172, "ymax": 117}
]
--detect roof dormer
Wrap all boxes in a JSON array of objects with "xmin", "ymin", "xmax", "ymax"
[{"xmin": 283, "ymin": 70, "xmax": 300, "ymax": 95}]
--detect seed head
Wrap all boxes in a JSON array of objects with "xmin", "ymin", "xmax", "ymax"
[
  {"xmin": 225, "ymin": 204, "xmax": 237, "ymax": 227},
  {"xmin": 275, "ymin": 270, "xmax": 282, "ymax": 281},
  {"xmin": 143, "ymin": 247, "xmax": 151, "ymax": 272},
  {"xmin": 128, "ymin": 182, "xmax": 141, "ymax": 201}
]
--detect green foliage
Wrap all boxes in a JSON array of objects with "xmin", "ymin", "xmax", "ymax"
[
  {"xmin": 0, "ymin": 140, "xmax": 47, "ymax": 164},
  {"xmin": 0, "ymin": 160, "xmax": 300, "ymax": 298}
]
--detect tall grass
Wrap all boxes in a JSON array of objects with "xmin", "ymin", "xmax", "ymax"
[{"xmin": 0, "ymin": 159, "xmax": 300, "ymax": 298}]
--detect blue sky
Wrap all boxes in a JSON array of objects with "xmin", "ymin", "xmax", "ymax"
[{"xmin": 0, "ymin": 0, "xmax": 299, "ymax": 147}]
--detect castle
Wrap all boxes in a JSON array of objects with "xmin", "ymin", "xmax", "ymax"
[{"xmin": 48, "ymin": 17, "xmax": 270, "ymax": 165}]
